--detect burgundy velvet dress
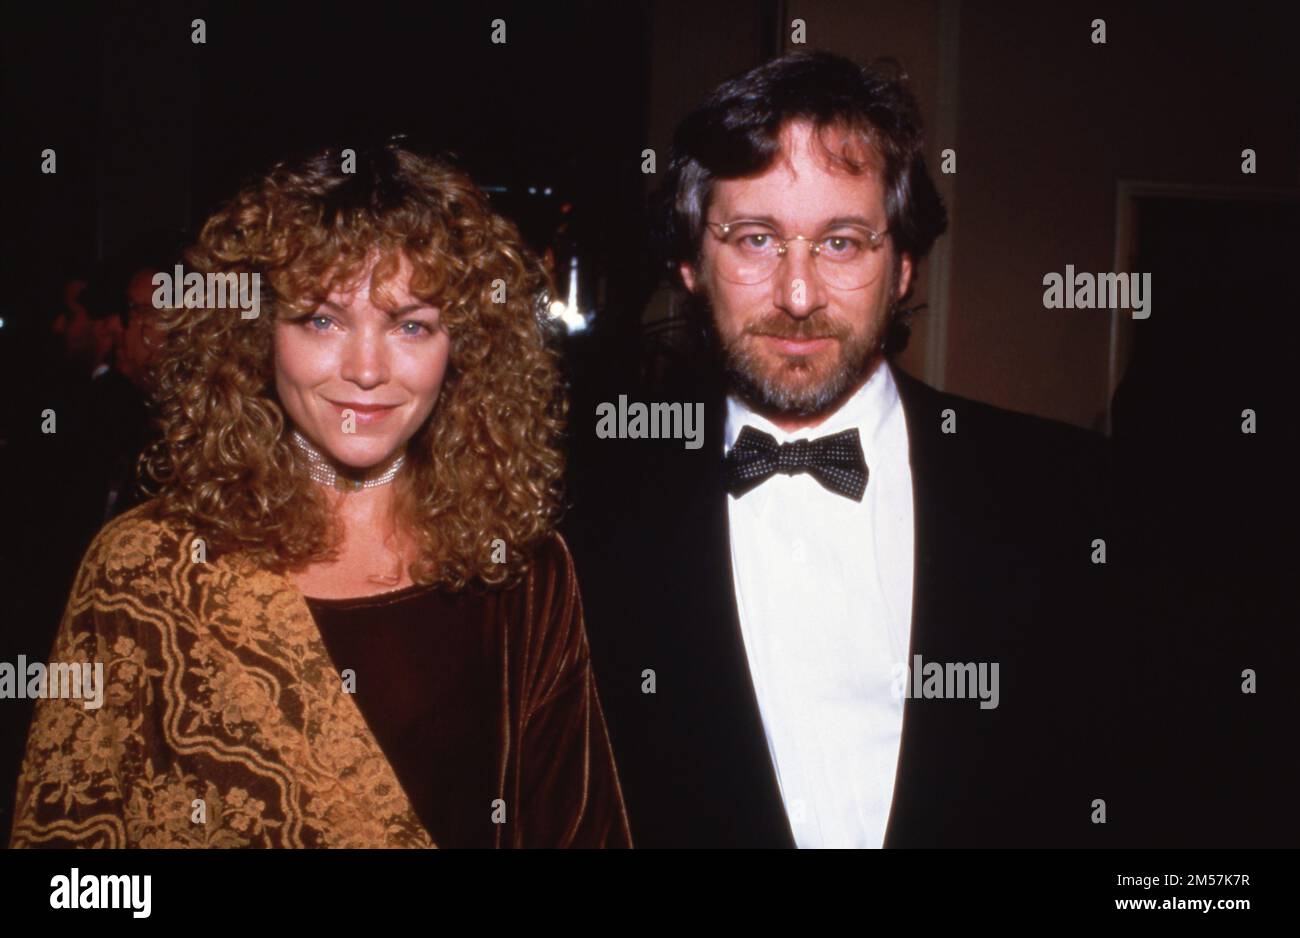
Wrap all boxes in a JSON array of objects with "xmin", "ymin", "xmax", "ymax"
[{"xmin": 306, "ymin": 534, "xmax": 634, "ymax": 847}]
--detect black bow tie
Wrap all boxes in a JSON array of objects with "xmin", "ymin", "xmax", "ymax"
[{"xmin": 724, "ymin": 425, "xmax": 868, "ymax": 500}]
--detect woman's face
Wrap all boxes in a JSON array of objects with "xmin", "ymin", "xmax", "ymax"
[{"xmin": 274, "ymin": 252, "xmax": 451, "ymax": 470}]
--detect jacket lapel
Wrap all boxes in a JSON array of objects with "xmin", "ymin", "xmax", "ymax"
[
  {"xmin": 883, "ymin": 363, "xmax": 1012, "ymax": 846},
  {"xmin": 645, "ymin": 383, "xmax": 796, "ymax": 846},
  {"xmin": 884, "ymin": 363, "xmax": 950, "ymax": 845}
]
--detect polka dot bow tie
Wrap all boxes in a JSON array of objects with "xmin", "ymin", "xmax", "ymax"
[{"xmin": 724, "ymin": 425, "xmax": 869, "ymax": 500}]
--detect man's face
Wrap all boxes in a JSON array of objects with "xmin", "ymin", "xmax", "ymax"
[
  {"xmin": 118, "ymin": 268, "xmax": 163, "ymax": 390},
  {"xmin": 274, "ymin": 251, "xmax": 451, "ymax": 471},
  {"xmin": 681, "ymin": 121, "xmax": 912, "ymax": 425}
]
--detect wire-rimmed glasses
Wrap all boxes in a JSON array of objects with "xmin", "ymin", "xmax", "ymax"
[{"xmin": 704, "ymin": 218, "xmax": 889, "ymax": 289}]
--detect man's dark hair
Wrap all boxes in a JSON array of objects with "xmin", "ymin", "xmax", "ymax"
[{"xmin": 659, "ymin": 50, "xmax": 949, "ymax": 355}]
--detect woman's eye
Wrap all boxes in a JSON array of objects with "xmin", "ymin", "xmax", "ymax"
[
  {"xmin": 398, "ymin": 320, "xmax": 432, "ymax": 336},
  {"xmin": 741, "ymin": 234, "xmax": 771, "ymax": 249},
  {"xmin": 308, "ymin": 315, "xmax": 333, "ymax": 331}
]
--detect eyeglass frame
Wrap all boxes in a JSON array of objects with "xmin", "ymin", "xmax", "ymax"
[{"xmin": 702, "ymin": 217, "xmax": 890, "ymax": 285}]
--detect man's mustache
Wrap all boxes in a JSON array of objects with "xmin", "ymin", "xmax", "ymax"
[{"xmin": 742, "ymin": 314, "xmax": 848, "ymax": 342}]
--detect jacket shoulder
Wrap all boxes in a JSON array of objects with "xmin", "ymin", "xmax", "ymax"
[{"xmin": 894, "ymin": 365, "xmax": 1109, "ymax": 470}]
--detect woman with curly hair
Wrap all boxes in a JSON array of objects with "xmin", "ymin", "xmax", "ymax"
[{"xmin": 9, "ymin": 141, "xmax": 632, "ymax": 848}]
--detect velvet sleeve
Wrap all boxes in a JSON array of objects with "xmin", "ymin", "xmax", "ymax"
[{"xmin": 506, "ymin": 534, "xmax": 633, "ymax": 848}]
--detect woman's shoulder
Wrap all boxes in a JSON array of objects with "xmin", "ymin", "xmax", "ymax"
[
  {"xmin": 46, "ymin": 501, "xmax": 199, "ymax": 665},
  {"xmin": 499, "ymin": 531, "xmax": 581, "ymax": 623},
  {"xmin": 75, "ymin": 499, "xmax": 192, "ymax": 591},
  {"xmin": 525, "ymin": 530, "xmax": 577, "ymax": 579},
  {"xmin": 517, "ymin": 530, "xmax": 590, "ymax": 603}
]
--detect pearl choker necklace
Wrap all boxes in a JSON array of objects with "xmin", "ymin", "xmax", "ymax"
[{"xmin": 290, "ymin": 430, "xmax": 406, "ymax": 492}]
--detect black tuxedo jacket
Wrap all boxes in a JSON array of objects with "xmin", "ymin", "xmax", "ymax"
[{"xmin": 565, "ymin": 361, "xmax": 1133, "ymax": 848}]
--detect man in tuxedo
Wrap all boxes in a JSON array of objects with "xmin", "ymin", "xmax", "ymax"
[{"xmin": 567, "ymin": 51, "xmax": 1128, "ymax": 848}]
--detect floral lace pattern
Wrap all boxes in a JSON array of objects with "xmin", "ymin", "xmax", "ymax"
[{"xmin": 9, "ymin": 505, "xmax": 436, "ymax": 848}]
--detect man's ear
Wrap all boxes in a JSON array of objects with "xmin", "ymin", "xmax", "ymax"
[
  {"xmin": 679, "ymin": 261, "xmax": 698, "ymax": 293},
  {"xmin": 896, "ymin": 254, "xmax": 914, "ymax": 301}
]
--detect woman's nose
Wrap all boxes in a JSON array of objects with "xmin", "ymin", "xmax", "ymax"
[{"xmin": 339, "ymin": 331, "xmax": 391, "ymax": 387}]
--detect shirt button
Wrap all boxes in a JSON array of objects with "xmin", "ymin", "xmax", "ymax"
[{"xmin": 792, "ymin": 538, "xmax": 807, "ymax": 563}]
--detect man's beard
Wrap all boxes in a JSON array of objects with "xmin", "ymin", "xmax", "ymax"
[{"xmin": 716, "ymin": 307, "xmax": 888, "ymax": 420}]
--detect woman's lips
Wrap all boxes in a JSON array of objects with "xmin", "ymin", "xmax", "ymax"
[{"xmin": 328, "ymin": 401, "xmax": 400, "ymax": 424}]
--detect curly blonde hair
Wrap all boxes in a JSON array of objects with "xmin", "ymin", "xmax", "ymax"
[{"xmin": 140, "ymin": 140, "xmax": 565, "ymax": 590}]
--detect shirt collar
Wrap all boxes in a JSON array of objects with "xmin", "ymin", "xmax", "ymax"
[{"xmin": 724, "ymin": 358, "xmax": 900, "ymax": 469}]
